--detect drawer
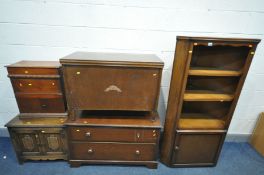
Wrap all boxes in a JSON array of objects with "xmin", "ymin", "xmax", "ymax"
[
  {"xmin": 16, "ymin": 94, "xmax": 66, "ymax": 113},
  {"xmin": 7, "ymin": 67, "xmax": 59, "ymax": 76},
  {"xmin": 68, "ymin": 127, "xmax": 159, "ymax": 143},
  {"xmin": 63, "ymin": 66, "xmax": 161, "ymax": 111},
  {"xmin": 70, "ymin": 142, "xmax": 156, "ymax": 161},
  {"xmin": 11, "ymin": 78, "xmax": 62, "ymax": 93}
]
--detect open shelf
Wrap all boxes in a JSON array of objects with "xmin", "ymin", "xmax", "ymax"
[
  {"xmin": 178, "ymin": 118, "xmax": 225, "ymax": 129},
  {"xmin": 189, "ymin": 67, "xmax": 242, "ymax": 77},
  {"xmin": 181, "ymin": 102, "xmax": 231, "ymax": 118},
  {"xmin": 190, "ymin": 45, "xmax": 250, "ymax": 70},
  {"xmin": 184, "ymin": 90, "xmax": 234, "ymax": 101},
  {"xmin": 186, "ymin": 76, "xmax": 239, "ymax": 94}
]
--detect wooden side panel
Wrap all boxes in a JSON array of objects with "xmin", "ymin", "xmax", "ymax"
[
  {"xmin": 161, "ymin": 39, "xmax": 192, "ymax": 164},
  {"xmin": 250, "ymin": 113, "xmax": 264, "ymax": 156}
]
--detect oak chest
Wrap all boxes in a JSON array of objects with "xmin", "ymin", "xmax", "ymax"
[
  {"xmin": 65, "ymin": 111, "xmax": 161, "ymax": 169},
  {"xmin": 5, "ymin": 117, "xmax": 68, "ymax": 163},
  {"xmin": 60, "ymin": 52, "xmax": 163, "ymax": 120},
  {"xmin": 6, "ymin": 61, "xmax": 67, "ymax": 118}
]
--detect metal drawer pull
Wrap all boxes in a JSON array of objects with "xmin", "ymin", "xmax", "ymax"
[
  {"xmin": 175, "ymin": 146, "xmax": 179, "ymax": 150},
  {"xmin": 24, "ymin": 70, "xmax": 29, "ymax": 74},
  {"xmin": 85, "ymin": 132, "xmax": 91, "ymax": 137},
  {"xmin": 135, "ymin": 150, "xmax": 140, "ymax": 155},
  {"xmin": 41, "ymin": 104, "xmax": 47, "ymax": 108},
  {"xmin": 28, "ymin": 83, "xmax": 32, "ymax": 86},
  {"xmin": 88, "ymin": 148, "xmax": 93, "ymax": 154},
  {"xmin": 136, "ymin": 133, "xmax": 140, "ymax": 138}
]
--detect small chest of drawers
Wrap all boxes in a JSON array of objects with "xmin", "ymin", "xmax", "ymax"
[
  {"xmin": 6, "ymin": 61, "xmax": 67, "ymax": 118},
  {"xmin": 65, "ymin": 111, "xmax": 161, "ymax": 169}
]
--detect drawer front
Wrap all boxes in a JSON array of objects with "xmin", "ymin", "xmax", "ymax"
[
  {"xmin": 63, "ymin": 66, "xmax": 161, "ymax": 111},
  {"xmin": 172, "ymin": 131, "xmax": 226, "ymax": 165},
  {"xmin": 16, "ymin": 94, "xmax": 66, "ymax": 113},
  {"xmin": 7, "ymin": 67, "xmax": 59, "ymax": 76},
  {"xmin": 11, "ymin": 78, "xmax": 62, "ymax": 93},
  {"xmin": 70, "ymin": 142, "xmax": 156, "ymax": 161},
  {"xmin": 68, "ymin": 127, "xmax": 159, "ymax": 143}
]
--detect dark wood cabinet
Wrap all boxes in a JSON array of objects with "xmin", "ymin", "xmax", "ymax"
[
  {"xmin": 59, "ymin": 52, "xmax": 163, "ymax": 168},
  {"xmin": 6, "ymin": 61, "xmax": 67, "ymax": 118},
  {"xmin": 161, "ymin": 36, "xmax": 260, "ymax": 167},
  {"xmin": 66, "ymin": 112, "xmax": 161, "ymax": 169},
  {"xmin": 60, "ymin": 52, "xmax": 163, "ymax": 120},
  {"xmin": 6, "ymin": 117, "xmax": 68, "ymax": 163}
]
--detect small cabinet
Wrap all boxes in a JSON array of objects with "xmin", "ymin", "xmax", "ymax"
[
  {"xmin": 8, "ymin": 127, "xmax": 68, "ymax": 163},
  {"xmin": 172, "ymin": 131, "xmax": 226, "ymax": 166}
]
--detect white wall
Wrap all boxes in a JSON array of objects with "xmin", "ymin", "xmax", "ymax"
[{"xmin": 0, "ymin": 0, "xmax": 264, "ymax": 135}]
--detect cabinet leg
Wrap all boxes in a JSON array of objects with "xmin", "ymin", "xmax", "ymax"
[
  {"xmin": 70, "ymin": 162, "xmax": 81, "ymax": 168},
  {"xmin": 146, "ymin": 162, "xmax": 158, "ymax": 169}
]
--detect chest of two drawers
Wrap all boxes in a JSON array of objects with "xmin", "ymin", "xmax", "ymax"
[{"xmin": 67, "ymin": 126, "xmax": 160, "ymax": 162}]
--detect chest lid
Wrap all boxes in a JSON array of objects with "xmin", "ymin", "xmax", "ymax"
[{"xmin": 60, "ymin": 52, "xmax": 164, "ymax": 68}]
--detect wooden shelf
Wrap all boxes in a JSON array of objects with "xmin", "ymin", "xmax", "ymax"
[
  {"xmin": 189, "ymin": 68, "xmax": 242, "ymax": 77},
  {"xmin": 178, "ymin": 118, "xmax": 225, "ymax": 130},
  {"xmin": 184, "ymin": 90, "xmax": 234, "ymax": 101}
]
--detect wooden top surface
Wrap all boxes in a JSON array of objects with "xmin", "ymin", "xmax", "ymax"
[
  {"xmin": 60, "ymin": 52, "xmax": 164, "ymax": 68},
  {"xmin": 5, "ymin": 116, "xmax": 66, "ymax": 127},
  {"xmin": 65, "ymin": 111, "xmax": 162, "ymax": 128},
  {"xmin": 177, "ymin": 36, "xmax": 261, "ymax": 43},
  {"xmin": 6, "ymin": 60, "xmax": 61, "ymax": 68}
]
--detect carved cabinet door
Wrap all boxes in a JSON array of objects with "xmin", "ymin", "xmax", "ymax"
[
  {"xmin": 13, "ymin": 129, "xmax": 42, "ymax": 155},
  {"xmin": 39, "ymin": 128, "xmax": 67, "ymax": 155}
]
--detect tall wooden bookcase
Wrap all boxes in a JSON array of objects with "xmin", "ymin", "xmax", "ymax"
[{"xmin": 161, "ymin": 36, "xmax": 260, "ymax": 167}]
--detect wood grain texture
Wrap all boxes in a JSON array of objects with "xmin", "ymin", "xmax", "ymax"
[{"xmin": 161, "ymin": 36, "xmax": 260, "ymax": 167}]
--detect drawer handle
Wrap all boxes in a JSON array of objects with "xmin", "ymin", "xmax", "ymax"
[
  {"xmin": 85, "ymin": 132, "xmax": 91, "ymax": 137},
  {"xmin": 41, "ymin": 104, "xmax": 47, "ymax": 108},
  {"xmin": 28, "ymin": 83, "xmax": 32, "ymax": 86},
  {"xmin": 135, "ymin": 150, "xmax": 140, "ymax": 155},
  {"xmin": 175, "ymin": 146, "xmax": 180, "ymax": 150},
  {"xmin": 136, "ymin": 133, "xmax": 140, "ymax": 138},
  {"xmin": 24, "ymin": 70, "xmax": 29, "ymax": 74},
  {"xmin": 104, "ymin": 85, "xmax": 122, "ymax": 93},
  {"xmin": 87, "ymin": 148, "xmax": 93, "ymax": 154}
]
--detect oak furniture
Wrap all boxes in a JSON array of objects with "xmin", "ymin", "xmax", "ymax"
[
  {"xmin": 5, "ymin": 61, "xmax": 68, "ymax": 163},
  {"xmin": 6, "ymin": 61, "xmax": 67, "ymax": 118},
  {"xmin": 161, "ymin": 36, "xmax": 260, "ymax": 167},
  {"xmin": 250, "ymin": 112, "xmax": 264, "ymax": 156},
  {"xmin": 60, "ymin": 52, "xmax": 164, "ymax": 168}
]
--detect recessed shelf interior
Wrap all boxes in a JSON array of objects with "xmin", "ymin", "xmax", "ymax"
[
  {"xmin": 186, "ymin": 76, "xmax": 239, "ymax": 94},
  {"xmin": 190, "ymin": 45, "xmax": 250, "ymax": 71},
  {"xmin": 181, "ymin": 101, "xmax": 231, "ymax": 119}
]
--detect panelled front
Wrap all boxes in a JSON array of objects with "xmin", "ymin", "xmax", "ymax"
[
  {"xmin": 6, "ymin": 62, "xmax": 67, "ymax": 115},
  {"xmin": 68, "ymin": 126, "xmax": 159, "ymax": 143},
  {"xmin": 8, "ymin": 127, "xmax": 68, "ymax": 161},
  {"xmin": 172, "ymin": 131, "xmax": 226, "ymax": 166},
  {"xmin": 11, "ymin": 78, "xmax": 62, "ymax": 93},
  {"xmin": 16, "ymin": 94, "xmax": 65, "ymax": 113},
  {"xmin": 63, "ymin": 66, "xmax": 161, "ymax": 111},
  {"xmin": 67, "ymin": 126, "xmax": 160, "ymax": 163},
  {"xmin": 70, "ymin": 142, "xmax": 156, "ymax": 161}
]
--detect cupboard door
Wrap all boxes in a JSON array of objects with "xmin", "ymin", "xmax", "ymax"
[
  {"xmin": 40, "ymin": 128, "xmax": 67, "ymax": 155},
  {"xmin": 172, "ymin": 131, "xmax": 226, "ymax": 166},
  {"xmin": 13, "ymin": 129, "xmax": 42, "ymax": 156}
]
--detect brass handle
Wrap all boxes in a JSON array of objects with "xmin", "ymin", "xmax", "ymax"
[
  {"xmin": 41, "ymin": 104, "xmax": 47, "ymax": 108},
  {"xmin": 28, "ymin": 83, "xmax": 32, "ymax": 86},
  {"xmin": 87, "ymin": 148, "xmax": 93, "ymax": 154},
  {"xmin": 136, "ymin": 133, "xmax": 140, "ymax": 138},
  {"xmin": 175, "ymin": 146, "xmax": 179, "ymax": 150},
  {"xmin": 135, "ymin": 150, "xmax": 140, "ymax": 155},
  {"xmin": 85, "ymin": 132, "xmax": 91, "ymax": 137}
]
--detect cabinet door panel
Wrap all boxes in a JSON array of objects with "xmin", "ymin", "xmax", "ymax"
[
  {"xmin": 172, "ymin": 131, "xmax": 226, "ymax": 166},
  {"xmin": 40, "ymin": 128, "xmax": 67, "ymax": 154},
  {"xmin": 15, "ymin": 132, "xmax": 42, "ymax": 155}
]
